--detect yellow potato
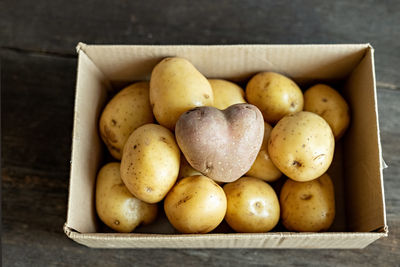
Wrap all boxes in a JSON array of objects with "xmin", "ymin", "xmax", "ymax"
[
  {"xmin": 99, "ymin": 82, "xmax": 153, "ymax": 160},
  {"xmin": 246, "ymin": 72, "xmax": 303, "ymax": 124},
  {"xmin": 208, "ymin": 79, "xmax": 246, "ymax": 110},
  {"xmin": 246, "ymin": 122, "xmax": 282, "ymax": 182},
  {"xmin": 280, "ymin": 173, "xmax": 335, "ymax": 232},
  {"xmin": 304, "ymin": 84, "xmax": 350, "ymax": 140},
  {"xmin": 164, "ymin": 175, "xmax": 227, "ymax": 234},
  {"xmin": 268, "ymin": 111, "xmax": 334, "ymax": 182},
  {"xmin": 223, "ymin": 177, "xmax": 280, "ymax": 233},
  {"xmin": 178, "ymin": 156, "xmax": 202, "ymax": 180},
  {"xmin": 120, "ymin": 124, "xmax": 180, "ymax": 203},
  {"xmin": 150, "ymin": 57, "xmax": 214, "ymax": 130},
  {"xmin": 96, "ymin": 162, "xmax": 157, "ymax": 233}
]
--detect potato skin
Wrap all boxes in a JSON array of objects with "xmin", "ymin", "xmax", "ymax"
[
  {"xmin": 208, "ymin": 79, "xmax": 246, "ymax": 110},
  {"xmin": 96, "ymin": 162, "xmax": 157, "ymax": 233},
  {"xmin": 178, "ymin": 156, "xmax": 202, "ymax": 180},
  {"xmin": 120, "ymin": 124, "xmax": 180, "ymax": 203},
  {"xmin": 246, "ymin": 72, "xmax": 303, "ymax": 124},
  {"xmin": 175, "ymin": 104, "xmax": 264, "ymax": 183},
  {"xmin": 99, "ymin": 82, "xmax": 153, "ymax": 160},
  {"xmin": 223, "ymin": 177, "xmax": 280, "ymax": 233},
  {"xmin": 268, "ymin": 111, "xmax": 334, "ymax": 182},
  {"xmin": 304, "ymin": 84, "xmax": 350, "ymax": 140},
  {"xmin": 246, "ymin": 122, "xmax": 282, "ymax": 182},
  {"xmin": 280, "ymin": 174, "xmax": 335, "ymax": 232},
  {"xmin": 150, "ymin": 57, "xmax": 214, "ymax": 130},
  {"xmin": 164, "ymin": 175, "xmax": 227, "ymax": 234}
]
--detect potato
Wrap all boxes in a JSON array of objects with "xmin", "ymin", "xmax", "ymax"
[
  {"xmin": 304, "ymin": 84, "xmax": 350, "ymax": 140},
  {"xmin": 208, "ymin": 79, "xmax": 246, "ymax": 110},
  {"xmin": 268, "ymin": 111, "xmax": 334, "ymax": 182},
  {"xmin": 164, "ymin": 175, "xmax": 227, "ymax": 233},
  {"xmin": 223, "ymin": 177, "xmax": 280, "ymax": 233},
  {"xmin": 150, "ymin": 57, "xmax": 214, "ymax": 130},
  {"xmin": 280, "ymin": 173, "xmax": 335, "ymax": 232},
  {"xmin": 96, "ymin": 162, "xmax": 157, "ymax": 233},
  {"xmin": 178, "ymin": 156, "xmax": 202, "ymax": 180},
  {"xmin": 246, "ymin": 72, "xmax": 303, "ymax": 124},
  {"xmin": 246, "ymin": 122, "xmax": 282, "ymax": 182},
  {"xmin": 99, "ymin": 82, "xmax": 153, "ymax": 160},
  {"xmin": 120, "ymin": 124, "xmax": 180, "ymax": 203},
  {"xmin": 176, "ymin": 104, "xmax": 264, "ymax": 183}
]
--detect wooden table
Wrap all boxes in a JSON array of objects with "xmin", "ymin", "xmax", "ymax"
[{"xmin": 2, "ymin": 1, "xmax": 399, "ymax": 266}]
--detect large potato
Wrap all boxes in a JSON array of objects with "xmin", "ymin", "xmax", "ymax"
[
  {"xmin": 96, "ymin": 162, "xmax": 157, "ymax": 233},
  {"xmin": 208, "ymin": 79, "xmax": 246, "ymax": 110},
  {"xmin": 246, "ymin": 72, "xmax": 303, "ymax": 124},
  {"xmin": 120, "ymin": 124, "xmax": 180, "ymax": 203},
  {"xmin": 304, "ymin": 84, "xmax": 350, "ymax": 140},
  {"xmin": 246, "ymin": 122, "xmax": 282, "ymax": 182},
  {"xmin": 280, "ymin": 173, "xmax": 335, "ymax": 232},
  {"xmin": 223, "ymin": 177, "xmax": 280, "ymax": 233},
  {"xmin": 150, "ymin": 57, "xmax": 214, "ymax": 130},
  {"xmin": 99, "ymin": 82, "xmax": 153, "ymax": 159},
  {"xmin": 176, "ymin": 104, "xmax": 264, "ymax": 183},
  {"xmin": 268, "ymin": 111, "xmax": 334, "ymax": 182},
  {"xmin": 164, "ymin": 175, "xmax": 227, "ymax": 234}
]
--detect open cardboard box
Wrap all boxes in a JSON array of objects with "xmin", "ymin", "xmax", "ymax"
[{"xmin": 64, "ymin": 43, "xmax": 387, "ymax": 248}]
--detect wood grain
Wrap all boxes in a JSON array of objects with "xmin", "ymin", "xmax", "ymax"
[{"xmin": 2, "ymin": 0, "xmax": 400, "ymax": 266}]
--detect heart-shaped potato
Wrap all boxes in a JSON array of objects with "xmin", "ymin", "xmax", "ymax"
[{"xmin": 175, "ymin": 104, "xmax": 264, "ymax": 183}]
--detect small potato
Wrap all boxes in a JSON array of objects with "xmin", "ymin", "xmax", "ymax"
[
  {"xmin": 96, "ymin": 162, "xmax": 157, "ymax": 233},
  {"xmin": 304, "ymin": 84, "xmax": 350, "ymax": 140},
  {"xmin": 99, "ymin": 82, "xmax": 153, "ymax": 160},
  {"xmin": 164, "ymin": 175, "xmax": 227, "ymax": 234},
  {"xmin": 246, "ymin": 72, "xmax": 303, "ymax": 124},
  {"xmin": 120, "ymin": 124, "xmax": 180, "ymax": 204},
  {"xmin": 223, "ymin": 177, "xmax": 280, "ymax": 233},
  {"xmin": 178, "ymin": 156, "xmax": 202, "ymax": 180},
  {"xmin": 268, "ymin": 111, "xmax": 334, "ymax": 182},
  {"xmin": 280, "ymin": 174, "xmax": 335, "ymax": 232},
  {"xmin": 150, "ymin": 57, "xmax": 214, "ymax": 130},
  {"xmin": 208, "ymin": 79, "xmax": 246, "ymax": 110},
  {"xmin": 246, "ymin": 122, "xmax": 282, "ymax": 182}
]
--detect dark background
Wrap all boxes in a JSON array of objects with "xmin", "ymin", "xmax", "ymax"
[{"xmin": 1, "ymin": 0, "xmax": 399, "ymax": 266}]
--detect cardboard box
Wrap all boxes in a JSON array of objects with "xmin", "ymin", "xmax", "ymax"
[{"xmin": 64, "ymin": 43, "xmax": 387, "ymax": 248}]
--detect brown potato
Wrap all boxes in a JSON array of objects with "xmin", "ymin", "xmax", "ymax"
[
  {"xmin": 246, "ymin": 122, "xmax": 282, "ymax": 182},
  {"xmin": 268, "ymin": 111, "xmax": 334, "ymax": 182},
  {"xmin": 120, "ymin": 124, "xmax": 180, "ymax": 204},
  {"xmin": 209, "ymin": 79, "xmax": 246, "ymax": 110},
  {"xmin": 280, "ymin": 174, "xmax": 335, "ymax": 232},
  {"xmin": 164, "ymin": 175, "xmax": 227, "ymax": 234},
  {"xmin": 96, "ymin": 162, "xmax": 157, "ymax": 233},
  {"xmin": 150, "ymin": 57, "xmax": 213, "ymax": 130},
  {"xmin": 175, "ymin": 104, "xmax": 264, "ymax": 183},
  {"xmin": 304, "ymin": 84, "xmax": 350, "ymax": 140},
  {"xmin": 99, "ymin": 82, "xmax": 153, "ymax": 159},
  {"xmin": 246, "ymin": 72, "xmax": 303, "ymax": 124},
  {"xmin": 224, "ymin": 177, "xmax": 280, "ymax": 233}
]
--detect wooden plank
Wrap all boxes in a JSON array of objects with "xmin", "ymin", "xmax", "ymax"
[
  {"xmin": 1, "ymin": 0, "xmax": 400, "ymax": 85},
  {"xmin": 2, "ymin": 48, "xmax": 400, "ymax": 266}
]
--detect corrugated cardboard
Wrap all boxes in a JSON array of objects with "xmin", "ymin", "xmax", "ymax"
[{"xmin": 65, "ymin": 44, "xmax": 387, "ymax": 248}]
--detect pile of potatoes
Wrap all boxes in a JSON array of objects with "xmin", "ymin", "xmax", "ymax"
[{"xmin": 96, "ymin": 57, "xmax": 350, "ymax": 234}]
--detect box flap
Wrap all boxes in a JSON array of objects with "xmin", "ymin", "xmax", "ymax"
[
  {"xmin": 64, "ymin": 230, "xmax": 387, "ymax": 249},
  {"xmin": 343, "ymin": 46, "xmax": 387, "ymax": 232},
  {"xmin": 66, "ymin": 50, "xmax": 110, "ymax": 233},
  {"xmin": 77, "ymin": 44, "xmax": 369, "ymax": 84}
]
